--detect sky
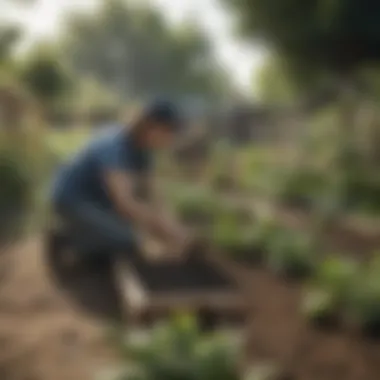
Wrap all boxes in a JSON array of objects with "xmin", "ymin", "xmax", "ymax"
[{"xmin": 2, "ymin": 0, "xmax": 266, "ymax": 94}]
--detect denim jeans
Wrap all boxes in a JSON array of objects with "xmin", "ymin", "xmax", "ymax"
[{"xmin": 54, "ymin": 200, "xmax": 137, "ymax": 257}]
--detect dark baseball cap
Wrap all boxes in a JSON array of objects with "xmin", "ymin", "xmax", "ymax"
[{"xmin": 142, "ymin": 99, "xmax": 182, "ymax": 131}]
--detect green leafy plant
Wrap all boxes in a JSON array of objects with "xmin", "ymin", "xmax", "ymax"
[
  {"xmin": 250, "ymin": 218, "xmax": 283, "ymax": 249},
  {"xmin": 211, "ymin": 216, "xmax": 256, "ymax": 258},
  {"xmin": 266, "ymin": 230, "xmax": 316, "ymax": 279},
  {"xmin": 172, "ymin": 188, "xmax": 220, "ymax": 226},
  {"xmin": 301, "ymin": 257, "xmax": 359, "ymax": 329},
  {"xmin": 237, "ymin": 149, "xmax": 283, "ymax": 196},
  {"xmin": 345, "ymin": 255, "xmax": 380, "ymax": 337},
  {"xmin": 214, "ymin": 203, "xmax": 252, "ymax": 225},
  {"xmin": 339, "ymin": 168, "xmax": 380, "ymax": 214},
  {"xmin": 277, "ymin": 168, "xmax": 328, "ymax": 209},
  {"xmin": 212, "ymin": 217, "xmax": 283, "ymax": 263},
  {"xmin": 110, "ymin": 314, "xmax": 241, "ymax": 380},
  {"xmin": 302, "ymin": 287, "xmax": 339, "ymax": 329},
  {"xmin": 346, "ymin": 279, "xmax": 380, "ymax": 337},
  {"xmin": 315, "ymin": 256, "xmax": 358, "ymax": 301}
]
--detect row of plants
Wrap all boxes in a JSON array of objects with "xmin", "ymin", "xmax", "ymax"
[
  {"xmin": 169, "ymin": 183, "xmax": 380, "ymax": 339},
  {"xmin": 169, "ymin": 185, "xmax": 252, "ymax": 228},
  {"xmin": 211, "ymin": 215, "xmax": 317, "ymax": 280},
  {"xmin": 302, "ymin": 254, "xmax": 380, "ymax": 337},
  {"xmin": 203, "ymin": 138, "xmax": 380, "ymax": 217},
  {"xmin": 101, "ymin": 314, "xmax": 244, "ymax": 380},
  {"xmin": 278, "ymin": 163, "xmax": 380, "ymax": 215},
  {"xmin": 169, "ymin": 183, "xmax": 317, "ymax": 279}
]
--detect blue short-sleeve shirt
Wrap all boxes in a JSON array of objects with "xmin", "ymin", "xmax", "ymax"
[{"xmin": 52, "ymin": 126, "xmax": 152, "ymax": 209}]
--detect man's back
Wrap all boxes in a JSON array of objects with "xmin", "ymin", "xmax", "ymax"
[{"xmin": 52, "ymin": 126, "xmax": 151, "ymax": 209}]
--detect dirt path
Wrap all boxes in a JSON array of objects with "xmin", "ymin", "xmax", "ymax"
[
  {"xmin": 227, "ymin": 262, "xmax": 380, "ymax": 380},
  {"xmin": 0, "ymin": 237, "xmax": 118, "ymax": 380}
]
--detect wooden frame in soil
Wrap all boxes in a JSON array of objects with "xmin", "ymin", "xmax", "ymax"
[{"xmin": 113, "ymin": 254, "xmax": 247, "ymax": 330}]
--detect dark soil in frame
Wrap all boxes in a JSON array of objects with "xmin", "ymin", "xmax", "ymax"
[{"xmin": 130, "ymin": 254, "xmax": 237, "ymax": 293}]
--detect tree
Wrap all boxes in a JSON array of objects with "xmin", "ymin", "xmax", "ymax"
[
  {"xmin": 255, "ymin": 55, "xmax": 299, "ymax": 104},
  {"xmin": 225, "ymin": 0, "xmax": 380, "ymax": 139},
  {"xmin": 225, "ymin": 0, "xmax": 380, "ymax": 215},
  {"xmin": 0, "ymin": 25, "xmax": 21, "ymax": 65},
  {"xmin": 224, "ymin": 0, "xmax": 380, "ymax": 81},
  {"xmin": 62, "ymin": 0, "xmax": 232, "ymax": 102}
]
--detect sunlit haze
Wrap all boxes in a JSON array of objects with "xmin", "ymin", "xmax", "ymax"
[{"xmin": 2, "ymin": 0, "xmax": 265, "ymax": 95}]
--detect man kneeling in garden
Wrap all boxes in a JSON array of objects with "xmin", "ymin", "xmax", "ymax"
[{"xmin": 51, "ymin": 100, "xmax": 192, "ymax": 266}]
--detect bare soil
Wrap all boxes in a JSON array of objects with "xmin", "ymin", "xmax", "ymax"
[
  {"xmin": 131, "ymin": 254, "xmax": 236, "ymax": 292},
  {"xmin": 224, "ymin": 261, "xmax": 380, "ymax": 380},
  {"xmin": 0, "ymin": 237, "xmax": 119, "ymax": 380}
]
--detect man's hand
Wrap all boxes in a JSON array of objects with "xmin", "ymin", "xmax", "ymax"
[{"xmin": 104, "ymin": 169, "xmax": 196, "ymax": 258}]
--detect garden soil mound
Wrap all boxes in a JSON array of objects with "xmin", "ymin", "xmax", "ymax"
[
  {"xmin": 0, "ymin": 237, "xmax": 380, "ymax": 380},
  {"xmin": 228, "ymin": 262, "xmax": 380, "ymax": 380}
]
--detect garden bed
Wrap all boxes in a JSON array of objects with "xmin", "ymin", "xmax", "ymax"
[
  {"xmin": 3, "ymin": 235, "xmax": 380, "ymax": 380},
  {"xmin": 223, "ymin": 261, "xmax": 380, "ymax": 380},
  {"xmin": 114, "ymin": 253, "xmax": 247, "ymax": 330}
]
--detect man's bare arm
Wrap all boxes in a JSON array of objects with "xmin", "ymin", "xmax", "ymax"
[
  {"xmin": 136, "ymin": 173, "xmax": 195, "ymax": 255},
  {"xmin": 138, "ymin": 174, "xmax": 182, "ymax": 224},
  {"xmin": 104, "ymin": 169, "xmax": 175, "ymax": 239}
]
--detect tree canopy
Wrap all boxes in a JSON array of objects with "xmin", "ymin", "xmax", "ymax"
[
  {"xmin": 19, "ymin": 46, "xmax": 71, "ymax": 104},
  {"xmin": 62, "ymin": 0, "xmax": 232, "ymax": 102},
  {"xmin": 225, "ymin": 0, "xmax": 380, "ymax": 80}
]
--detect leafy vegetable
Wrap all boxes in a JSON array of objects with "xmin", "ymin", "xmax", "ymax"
[
  {"xmin": 346, "ymin": 255, "xmax": 380, "ymax": 334},
  {"xmin": 113, "ymin": 314, "xmax": 241, "ymax": 380},
  {"xmin": 301, "ymin": 287, "xmax": 340, "ymax": 329},
  {"xmin": 267, "ymin": 231, "xmax": 316, "ymax": 279},
  {"xmin": 314, "ymin": 256, "xmax": 359, "ymax": 302},
  {"xmin": 172, "ymin": 188, "xmax": 219, "ymax": 225}
]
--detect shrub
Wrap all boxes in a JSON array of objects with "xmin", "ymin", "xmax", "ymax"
[{"xmin": 0, "ymin": 148, "xmax": 33, "ymax": 242}]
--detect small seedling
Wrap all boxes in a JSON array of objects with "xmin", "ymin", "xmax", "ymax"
[
  {"xmin": 315, "ymin": 256, "xmax": 358, "ymax": 303},
  {"xmin": 301, "ymin": 287, "xmax": 341, "ymax": 330}
]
